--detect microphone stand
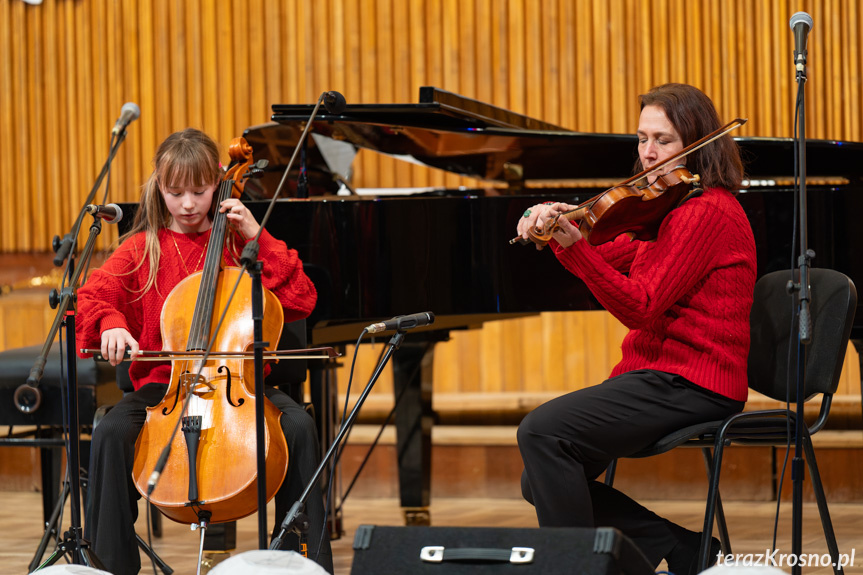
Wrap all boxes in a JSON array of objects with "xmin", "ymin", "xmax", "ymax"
[
  {"xmin": 27, "ymin": 120, "xmax": 132, "ymax": 570},
  {"xmin": 236, "ymin": 91, "xmax": 346, "ymax": 549},
  {"xmin": 270, "ymin": 329, "xmax": 407, "ymax": 552},
  {"xmin": 30, "ymin": 216, "xmax": 107, "ymax": 571},
  {"xmin": 22, "ymin": 128, "xmax": 129, "ymax": 410},
  {"xmin": 247, "ymin": 256, "xmax": 269, "ymax": 550},
  {"xmin": 52, "ymin": 129, "xmax": 128, "ymax": 268},
  {"xmin": 788, "ymin": 46, "xmax": 812, "ymax": 575},
  {"xmin": 241, "ymin": 91, "xmax": 344, "ymax": 549}
]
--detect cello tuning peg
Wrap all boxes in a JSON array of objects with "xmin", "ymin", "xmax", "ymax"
[{"xmin": 248, "ymin": 159, "xmax": 269, "ymax": 179}]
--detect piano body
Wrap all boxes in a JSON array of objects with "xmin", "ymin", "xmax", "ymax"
[
  {"xmin": 244, "ymin": 88, "xmax": 863, "ymax": 342},
  {"xmin": 178, "ymin": 88, "xmax": 863, "ymax": 520}
]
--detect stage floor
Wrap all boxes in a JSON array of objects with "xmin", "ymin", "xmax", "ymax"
[{"xmin": 2, "ymin": 491, "xmax": 862, "ymax": 574}]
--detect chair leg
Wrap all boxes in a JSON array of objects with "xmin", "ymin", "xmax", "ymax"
[
  {"xmin": 802, "ymin": 434, "xmax": 842, "ymax": 575},
  {"xmin": 699, "ymin": 441, "xmax": 727, "ymax": 572},
  {"xmin": 701, "ymin": 448, "xmax": 731, "ymax": 556},
  {"xmin": 604, "ymin": 459, "xmax": 617, "ymax": 486}
]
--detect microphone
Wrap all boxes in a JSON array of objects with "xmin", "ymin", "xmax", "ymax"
[
  {"xmin": 789, "ymin": 12, "xmax": 813, "ymax": 71},
  {"xmin": 366, "ymin": 312, "xmax": 435, "ymax": 334},
  {"xmin": 112, "ymin": 102, "xmax": 141, "ymax": 135},
  {"xmin": 85, "ymin": 203, "xmax": 123, "ymax": 224},
  {"xmin": 323, "ymin": 91, "xmax": 347, "ymax": 114}
]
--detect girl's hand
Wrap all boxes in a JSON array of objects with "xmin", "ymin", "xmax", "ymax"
[
  {"xmin": 219, "ymin": 198, "xmax": 260, "ymax": 239},
  {"xmin": 100, "ymin": 328, "xmax": 139, "ymax": 366}
]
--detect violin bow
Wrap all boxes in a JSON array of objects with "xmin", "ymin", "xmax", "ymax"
[
  {"xmin": 556, "ymin": 117, "xmax": 748, "ymax": 223},
  {"xmin": 509, "ymin": 117, "xmax": 747, "ymax": 247}
]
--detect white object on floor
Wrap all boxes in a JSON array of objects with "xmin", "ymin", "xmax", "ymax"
[{"xmin": 209, "ymin": 549, "xmax": 329, "ymax": 574}]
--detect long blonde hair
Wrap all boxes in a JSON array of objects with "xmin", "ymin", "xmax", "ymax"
[{"xmin": 120, "ymin": 128, "xmax": 222, "ymax": 295}]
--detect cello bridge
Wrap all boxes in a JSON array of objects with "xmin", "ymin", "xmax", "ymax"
[{"xmin": 180, "ymin": 372, "xmax": 215, "ymax": 394}]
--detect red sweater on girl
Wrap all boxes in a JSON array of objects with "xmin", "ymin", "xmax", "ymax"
[
  {"xmin": 77, "ymin": 228, "xmax": 317, "ymax": 390},
  {"xmin": 552, "ymin": 187, "xmax": 756, "ymax": 401}
]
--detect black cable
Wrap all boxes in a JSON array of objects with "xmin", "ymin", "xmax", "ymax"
[
  {"xmin": 54, "ymin": 327, "xmax": 69, "ymax": 555},
  {"xmin": 334, "ymin": 373, "xmax": 407, "ymax": 510},
  {"xmin": 334, "ymin": 342, "xmax": 388, "ymax": 451},
  {"xmin": 314, "ymin": 330, "xmax": 365, "ymax": 559},
  {"xmin": 334, "ymin": 342, "xmax": 430, "ymax": 512}
]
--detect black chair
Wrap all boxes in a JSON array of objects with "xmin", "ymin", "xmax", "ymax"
[
  {"xmin": 604, "ymin": 268, "xmax": 857, "ymax": 574},
  {"xmin": 267, "ymin": 318, "xmax": 309, "ymax": 402},
  {"xmin": 0, "ymin": 344, "xmax": 119, "ymax": 524}
]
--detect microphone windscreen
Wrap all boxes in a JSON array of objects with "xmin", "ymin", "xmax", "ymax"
[
  {"xmin": 789, "ymin": 11, "xmax": 813, "ymax": 30},
  {"xmin": 121, "ymin": 102, "xmax": 141, "ymax": 120},
  {"xmin": 323, "ymin": 91, "xmax": 347, "ymax": 114}
]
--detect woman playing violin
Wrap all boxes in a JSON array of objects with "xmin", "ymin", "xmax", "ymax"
[
  {"xmin": 76, "ymin": 128, "xmax": 333, "ymax": 574},
  {"xmin": 515, "ymin": 83, "xmax": 756, "ymax": 574}
]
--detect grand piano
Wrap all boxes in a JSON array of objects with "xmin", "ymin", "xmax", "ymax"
[{"xmin": 226, "ymin": 88, "xmax": 863, "ymax": 521}]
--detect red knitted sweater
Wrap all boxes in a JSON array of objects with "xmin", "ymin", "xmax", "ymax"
[
  {"xmin": 552, "ymin": 187, "xmax": 756, "ymax": 401},
  {"xmin": 76, "ymin": 228, "xmax": 317, "ymax": 390}
]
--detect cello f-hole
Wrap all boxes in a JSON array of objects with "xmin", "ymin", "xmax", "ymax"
[
  {"xmin": 163, "ymin": 382, "xmax": 183, "ymax": 416},
  {"xmin": 219, "ymin": 365, "xmax": 244, "ymax": 407}
]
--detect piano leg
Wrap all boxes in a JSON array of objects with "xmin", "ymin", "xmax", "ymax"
[{"xmin": 392, "ymin": 341, "xmax": 434, "ymax": 526}]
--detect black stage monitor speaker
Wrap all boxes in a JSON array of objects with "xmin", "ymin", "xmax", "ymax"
[{"xmin": 350, "ymin": 525, "xmax": 654, "ymax": 574}]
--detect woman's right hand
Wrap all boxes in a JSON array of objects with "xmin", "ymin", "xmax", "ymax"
[{"xmin": 100, "ymin": 328, "xmax": 139, "ymax": 366}]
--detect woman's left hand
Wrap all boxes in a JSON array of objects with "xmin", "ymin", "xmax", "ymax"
[
  {"xmin": 219, "ymin": 198, "xmax": 260, "ymax": 239},
  {"xmin": 518, "ymin": 201, "xmax": 583, "ymax": 249}
]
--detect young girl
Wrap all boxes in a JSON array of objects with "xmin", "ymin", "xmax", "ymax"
[{"xmin": 77, "ymin": 128, "xmax": 333, "ymax": 574}]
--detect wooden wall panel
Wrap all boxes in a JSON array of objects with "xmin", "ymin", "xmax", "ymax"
[
  {"xmin": 3, "ymin": 0, "xmax": 856, "ymax": 254},
  {"xmin": 2, "ymin": 0, "xmax": 861, "ymax": 408}
]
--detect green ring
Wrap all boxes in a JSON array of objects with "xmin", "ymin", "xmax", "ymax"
[{"xmin": 523, "ymin": 209, "xmax": 531, "ymax": 218}]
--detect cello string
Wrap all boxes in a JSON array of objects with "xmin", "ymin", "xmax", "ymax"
[{"xmin": 147, "ymin": 156, "xmax": 257, "ymax": 501}]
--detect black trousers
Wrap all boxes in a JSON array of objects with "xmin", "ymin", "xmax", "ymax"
[
  {"xmin": 84, "ymin": 382, "xmax": 334, "ymax": 575},
  {"xmin": 516, "ymin": 370, "xmax": 743, "ymax": 567}
]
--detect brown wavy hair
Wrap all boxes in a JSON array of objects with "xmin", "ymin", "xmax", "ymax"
[{"xmin": 635, "ymin": 83, "xmax": 745, "ymax": 192}]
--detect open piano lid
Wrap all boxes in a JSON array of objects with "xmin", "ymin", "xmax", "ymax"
[
  {"xmin": 243, "ymin": 86, "xmax": 863, "ymax": 196},
  {"xmin": 243, "ymin": 87, "xmax": 639, "ymax": 192}
]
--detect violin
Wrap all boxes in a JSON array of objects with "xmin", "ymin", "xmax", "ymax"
[
  {"xmin": 131, "ymin": 137, "xmax": 289, "ymax": 524},
  {"xmin": 511, "ymin": 118, "xmax": 746, "ymax": 248}
]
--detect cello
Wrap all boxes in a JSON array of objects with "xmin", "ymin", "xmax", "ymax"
[{"xmin": 131, "ymin": 137, "xmax": 288, "ymax": 525}]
